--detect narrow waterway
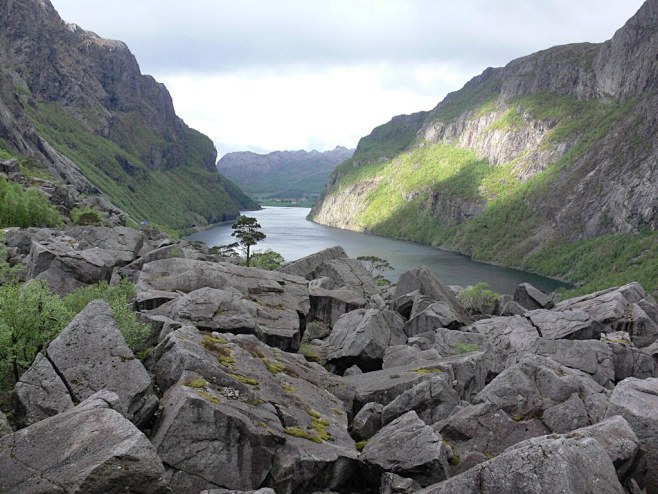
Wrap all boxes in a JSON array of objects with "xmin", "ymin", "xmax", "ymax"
[{"xmin": 189, "ymin": 207, "xmax": 569, "ymax": 295}]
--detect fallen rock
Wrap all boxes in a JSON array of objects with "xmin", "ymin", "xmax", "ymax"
[
  {"xmin": 13, "ymin": 300, "xmax": 158, "ymax": 428},
  {"xmin": 416, "ymin": 435, "xmax": 625, "ymax": 494},
  {"xmin": 527, "ymin": 308, "xmax": 603, "ymax": 340},
  {"xmin": 380, "ymin": 473, "xmax": 422, "ymax": 494},
  {"xmin": 608, "ymin": 340, "xmax": 658, "ymax": 381},
  {"xmin": 513, "ymin": 282, "xmax": 556, "ymax": 310},
  {"xmin": 605, "ymin": 377, "xmax": 658, "ymax": 494},
  {"xmin": 351, "ymin": 402, "xmax": 383, "ymax": 441},
  {"xmin": 475, "ymin": 354, "xmax": 610, "ymax": 432},
  {"xmin": 0, "ymin": 391, "xmax": 169, "ymax": 494},
  {"xmin": 381, "ymin": 375, "xmax": 461, "ymax": 426},
  {"xmin": 0, "ymin": 411, "xmax": 11, "ymax": 438},
  {"xmin": 360, "ymin": 411, "xmax": 450, "ymax": 487},
  {"xmin": 277, "ymin": 246, "xmax": 348, "ymax": 279},
  {"xmin": 147, "ymin": 327, "xmax": 359, "ymax": 493},
  {"xmin": 394, "ymin": 266, "xmax": 471, "ymax": 327},
  {"xmin": 323, "ymin": 309, "xmax": 405, "ymax": 372},
  {"xmin": 137, "ymin": 258, "xmax": 309, "ymax": 351},
  {"xmin": 404, "ymin": 301, "xmax": 469, "ymax": 335}
]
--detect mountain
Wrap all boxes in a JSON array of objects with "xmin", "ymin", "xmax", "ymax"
[
  {"xmin": 0, "ymin": 0, "xmax": 257, "ymax": 230},
  {"xmin": 217, "ymin": 146, "xmax": 354, "ymax": 204},
  {"xmin": 311, "ymin": 0, "xmax": 658, "ymax": 295}
]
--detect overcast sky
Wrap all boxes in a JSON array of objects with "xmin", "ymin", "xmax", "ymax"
[{"xmin": 50, "ymin": 0, "xmax": 645, "ymax": 157}]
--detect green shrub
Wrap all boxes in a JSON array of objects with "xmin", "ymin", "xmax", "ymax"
[
  {"xmin": 0, "ymin": 178, "xmax": 62, "ymax": 228},
  {"xmin": 71, "ymin": 205, "xmax": 103, "ymax": 226},
  {"xmin": 0, "ymin": 280, "xmax": 72, "ymax": 382},
  {"xmin": 458, "ymin": 282, "xmax": 499, "ymax": 316},
  {"xmin": 63, "ymin": 279, "xmax": 150, "ymax": 350},
  {"xmin": 247, "ymin": 249, "xmax": 285, "ymax": 270}
]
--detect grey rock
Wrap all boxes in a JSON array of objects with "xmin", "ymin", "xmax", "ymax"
[
  {"xmin": 343, "ymin": 365, "xmax": 363, "ymax": 377},
  {"xmin": 475, "ymin": 354, "xmax": 610, "ymax": 431},
  {"xmin": 309, "ymin": 286, "xmax": 368, "ymax": 328},
  {"xmin": 350, "ymin": 402, "xmax": 383, "ymax": 441},
  {"xmin": 499, "ymin": 299, "xmax": 527, "ymax": 316},
  {"xmin": 312, "ymin": 257, "xmax": 382, "ymax": 302},
  {"xmin": 382, "ymin": 375, "xmax": 461, "ymax": 426},
  {"xmin": 323, "ymin": 309, "xmax": 400, "ymax": 372},
  {"xmin": 513, "ymin": 282, "xmax": 555, "ymax": 310},
  {"xmin": 380, "ymin": 473, "xmax": 422, "ymax": 494},
  {"xmin": 147, "ymin": 328, "xmax": 359, "ymax": 494},
  {"xmin": 134, "ymin": 289, "xmax": 180, "ymax": 311},
  {"xmin": 151, "ymin": 379, "xmax": 285, "ymax": 492},
  {"xmin": 361, "ymin": 411, "xmax": 450, "ymax": 487},
  {"xmin": 0, "ymin": 410, "xmax": 12, "ymax": 438},
  {"xmin": 417, "ymin": 435, "xmax": 625, "ymax": 494},
  {"xmin": 561, "ymin": 415, "xmax": 646, "ymax": 492},
  {"xmin": 15, "ymin": 300, "xmax": 158, "ymax": 427},
  {"xmin": 394, "ymin": 266, "xmax": 471, "ymax": 328},
  {"xmin": 525, "ymin": 338, "xmax": 616, "ymax": 388},
  {"xmin": 12, "ymin": 352, "xmax": 75, "ymax": 428},
  {"xmin": 0, "ymin": 391, "xmax": 169, "ymax": 494},
  {"xmin": 608, "ymin": 341, "xmax": 658, "ymax": 381},
  {"xmin": 277, "ymin": 245, "xmax": 348, "ymax": 279},
  {"xmin": 557, "ymin": 282, "xmax": 658, "ymax": 347},
  {"xmin": 466, "ymin": 315, "xmax": 540, "ymax": 373},
  {"xmin": 137, "ymin": 258, "xmax": 309, "ymax": 351},
  {"xmin": 404, "ymin": 301, "xmax": 468, "ymax": 336},
  {"xmin": 605, "ymin": 377, "xmax": 658, "ymax": 494},
  {"xmin": 383, "ymin": 345, "xmax": 442, "ymax": 369},
  {"xmin": 304, "ymin": 320, "xmax": 333, "ymax": 341},
  {"xmin": 527, "ymin": 308, "xmax": 603, "ymax": 340},
  {"xmin": 436, "ymin": 401, "xmax": 550, "ymax": 475},
  {"xmin": 200, "ymin": 490, "xmax": 276, "ymax": 494}
]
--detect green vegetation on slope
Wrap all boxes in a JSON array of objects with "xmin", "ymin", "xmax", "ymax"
[
  {"xmin": 318, "ymin": 92, "xmax": 657, "ymax": 295},
  {"xmin": 0, "ymin": 177, "xmax": 62, "ymax": 228},
  {"xmin": 26, "ymin": 103, "xmax": 256, "ymax": 230}
]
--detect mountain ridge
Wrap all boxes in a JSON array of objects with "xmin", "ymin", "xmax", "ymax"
[
  {"xmin": 0, "ymin": 0, "xmax": 256, "ymax": 229},
  {"xmin": 311, "ymin": 0, "xmax": 658, "ymax": 294}
]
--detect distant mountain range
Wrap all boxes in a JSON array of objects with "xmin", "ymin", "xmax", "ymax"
[
  {"xmin": 217, "ymin": 147, "xmax": 354, "ymax": 204},
  {"xmin": 311, "ymin": 0, "xmax": 658, "ymax": 295},
  {"xmin": 0, "ymin": 0, "xmax": 256, "ymax": 230}
]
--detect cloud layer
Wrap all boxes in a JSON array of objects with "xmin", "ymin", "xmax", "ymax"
[{"xmin": 51, "ymin": 0, "xmax": 645, "ymax": 155}]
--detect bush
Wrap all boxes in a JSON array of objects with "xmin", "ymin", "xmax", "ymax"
[
  {"xmin": 248, "ymin": 249, "xmax": 285, "ymax": 271},
  {"xmin": 63, "ymin": 279, "xmax": 150, "ymax": 350},
  {"xmin": 71, "ymin": 205, "xmax": 103, "ymax": 226},
  {"xmin": 0, "ymin": 280, "xmax": 72, "ymax": 383},
  {"xmin": 458, "ymin": 282, "xmax": 499, "ymax": 316},
  {"xmin": 0, "ymin": 178, "xmax": 62, "ymax": 228}
]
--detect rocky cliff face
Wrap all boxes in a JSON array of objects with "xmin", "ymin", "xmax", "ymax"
[
  {"xmin": 0, "ymin": 0, "xmax": 256, "ymax": 229},
  {"xmin": 312, "ymin": 0, "xmax": 658, "ymax": 292},
  {"xmin": 218, "ymin": 146, "xmax": 354, "ymax": 200}
]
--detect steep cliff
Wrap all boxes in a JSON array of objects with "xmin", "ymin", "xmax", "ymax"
[
  {"xmin": 0, "ymin": 0, "xmax": 256, "ymax": 229},
  {"xmin": 217, "ymin": 146, "xmax": 354, "ymax": 203},
  {"xmin": 311, "ymin": 0, "xmax": 658, "ymax": 294}
]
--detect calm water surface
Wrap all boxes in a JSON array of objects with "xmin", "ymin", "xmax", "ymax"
[{"xmin": 189, "ymin": 207, "xmax": 568, "ymax": 295}]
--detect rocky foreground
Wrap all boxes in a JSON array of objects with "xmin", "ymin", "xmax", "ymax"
[{"xmin": 1, "ymin": 226, "xmax": 658, "ymax": 494}]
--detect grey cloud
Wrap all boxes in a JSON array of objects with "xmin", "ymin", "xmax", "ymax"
[{"xmin": 51, "ymin": 0, "xmax": 645, "ymax": 75}]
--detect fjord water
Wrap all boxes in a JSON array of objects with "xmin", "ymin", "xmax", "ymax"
[{"xmin": 189, "ymin": 207, "xmax": 568, "ymax": 294}]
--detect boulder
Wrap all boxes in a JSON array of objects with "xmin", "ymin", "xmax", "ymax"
[
  {"xmin": 380, "ymin": 473, "xmax": 422, "ymax": 494},
  {"xmin": 436, "ymin": 401, "xmax": 550, "ymax": 475},
  {"xmin": 416, "ymin": 435, "xmax": 625, "ymax": 494},
  {"xmin": 381, "ymin": 375, "xmax": 461, "ymax": 426},
  {"xmin": 526, "ymin": 308, "xmax": 603, "ymax": 340},
  {"xmin": 147, "ymin": 327, "xmax": 359, "ymax": 493},
  {"xmin": 277, "ymin": 245, "xmax": 348, "ymax": 279},
  {"xmin": 557, "ymin": 282, "xmax": 658, "ymax": 347},
  {"xmin": 383, "ymin": 345, "xmax": 442, "ymax": 369},
  {"xmin": 0, "ymin": 391, "xmax": 169, "ymax": 494},
  {"xmin": 394, "ymin": 265, "xmax": 471, "ymax": 326},
  {"xmin": 323, "ymin": 309, "xmax": 405, "ymax": 372},
  {"xmin": 513, "ymin": 282, "xmax": 556, "ymax": 310},
  {"xmin": 605, "ymin": 377, "xmax": 658, "ymax": 494},
  {"xmin": 475, "ymin": 354, "xmax": 610, "ymax": 432},
  {"xmin": 351, "ymin": 402, "xmax": 383, "ymax": 441},
  {"xmin": 13, "ymin": 300, "xmax": 158, "ymax": 428},
  {"xmin": 360, "ymin": 411, "xmax": 450, "ymax": 487},
  {"xmin": 137, "ymin": 258, "xmax": 309, "ymax": 351},
  {"xmin": 466, "ymin": 315, "xmax": 540, "ymax": 372},
  {"xmin": 312, "ymin": 257, "xmax": 383, "ymax": 303},
  {"xmin": 200, "ymin": 490, "xmax": 276, "ymax": 494},
  {"xmin": 404, "ymin": 301, "xmax": 469, "ymax": 335},
  {"xmin": 309, "ymin": 286, "xmax": 368, "ymax": 328},
  {"xmin": 524, "ymin": 338, "xmax": 615, "ymax": 388},
  {"xmin": 608, "ymin": 340, "xmax": 658, "ymax": 381}
]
